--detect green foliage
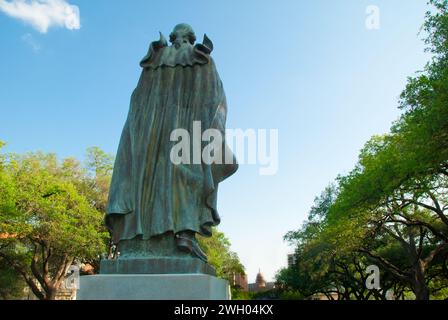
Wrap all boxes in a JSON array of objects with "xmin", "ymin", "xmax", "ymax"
[
  {"xmin": 0, "ymin": 149, "xmax": 109, "ymax": 299},
  {"xmin": 0, "ymin": 257, "xmax": 25, "ymax": 300},
  {"xmin": 281, "ymin": 1, "xmax": 448, "ymax": 300},
  {"xmin": 198, "ymin": 229, "xmax": 246, "ymax": 288},
  {"xmin": 231, "ymin": 288, "xmax": 253, "ymax": 300}
]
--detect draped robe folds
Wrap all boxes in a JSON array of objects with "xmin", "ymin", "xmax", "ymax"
[{"xmin": 106, "ymin": 38, "xmax": 238, "ymax": 244}]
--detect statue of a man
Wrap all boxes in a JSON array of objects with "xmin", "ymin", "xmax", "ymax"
[{"xmin": 105, "ymin": 24, "xmax": 237, "ymax": 266}]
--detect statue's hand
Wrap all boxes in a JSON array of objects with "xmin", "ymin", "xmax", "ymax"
[
  {"xmin": 202, "ymin": 34, "xmax": 213, "ymax": 52},
  {"xmin": 154, "ymin": 32, "xmax": 168, "ymax": 50},
  {"xmin": 194, "ymin": 34, "xmax": 214, "ymax": 55}
]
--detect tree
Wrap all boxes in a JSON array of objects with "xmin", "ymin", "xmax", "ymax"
[
  {"xmin": 327, "ymin": 135, "xmax": 448, "ymax": 299},
  {"xmin": 199, "ymin": 228, "xmax": 246, "ymax": 294},
  {"xmin": 84, "ymin": 146, "xmax": 114, "ymax": 213},
  {"xmin": 0, "ymin": 149, "xmax": 108, "ymax": 300},
  {"xmin": 281, "ymin": 185, "xmax": 396, "ymax": 300},
  {"xmin": 282, "ymin": 0, "xmax": 448, "ymax": 300}
]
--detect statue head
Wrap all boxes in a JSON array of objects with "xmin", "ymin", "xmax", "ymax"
[{"xmin": 169, "ymin": 23, "xmax": 196, "ymax": 48}]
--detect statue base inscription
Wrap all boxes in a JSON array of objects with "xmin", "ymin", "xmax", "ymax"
[{"xmin": 76, "ymin": 274, "xmax": 230, "ymax": 300}]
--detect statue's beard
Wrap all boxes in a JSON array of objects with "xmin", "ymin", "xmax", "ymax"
[{"xmin": 173, "ymin": 41, "xmax": 191, "ymax": 50}]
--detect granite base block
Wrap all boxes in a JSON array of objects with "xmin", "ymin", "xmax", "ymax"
[{"xmin": 76, "ymin": 274, "xmax": 230, "ymax": 300}]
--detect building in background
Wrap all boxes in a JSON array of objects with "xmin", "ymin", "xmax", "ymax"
[
  {"xmin": 231, "ymin": 273, "xmax": 248, "ymax": 292},
  {"xmin": 248, "ymin": 270, "xmax": 276, "ymax": 293},
  {"xmin": 287, "ymin": 253, "xmax": 298, "ymax": 268}
]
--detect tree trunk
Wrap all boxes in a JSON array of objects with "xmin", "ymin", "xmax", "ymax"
[
  {"xmin": 45, "ymin": 287, "xmax": 58, "ymax": 300},
  {"xmin": 413, "ymin": 260, "xmax": 429, "ymax": 300}
]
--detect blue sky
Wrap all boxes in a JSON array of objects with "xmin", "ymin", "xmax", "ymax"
[{"xmin": 0, "ymin": 0, "xmax": 431, "ymax": 282}]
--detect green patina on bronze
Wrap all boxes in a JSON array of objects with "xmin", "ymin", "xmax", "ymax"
[{"xmin": 104, "ymin": 24, "xmax": 237, "ymax": 273}]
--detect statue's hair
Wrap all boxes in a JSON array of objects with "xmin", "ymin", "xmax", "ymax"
[{"xmin": 169, "ymin": 23, "xmax": 196, "ymax": 45}]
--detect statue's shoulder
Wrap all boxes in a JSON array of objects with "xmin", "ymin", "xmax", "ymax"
[{"xmin": 140, "ymin": 34, "xmax": 215, "ymax": 69}]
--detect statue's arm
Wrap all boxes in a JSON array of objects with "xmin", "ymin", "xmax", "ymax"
[{"xmin": 140, "ymin": 32, "xmax": 168, "ymax": 67}]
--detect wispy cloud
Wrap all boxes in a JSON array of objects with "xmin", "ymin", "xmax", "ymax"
[
  {"xmin": 21, "ymin": 33, "xmax": 41, "ymax": 52},
  {"xmin": 0, "ymin": 0, "xmax": 80, "ymax": 33}
]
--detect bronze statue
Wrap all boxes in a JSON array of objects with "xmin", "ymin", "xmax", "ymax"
[{"xmin": 104, "ymin": 24, "xmax": 237, "ymax": 273}]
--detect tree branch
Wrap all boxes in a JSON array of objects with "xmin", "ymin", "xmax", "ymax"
[
  {"xmin": 358, "ymin": 249, "xmax": 410, "ymax": 282},
  {"xmin": 30, "ymin": 242, "xmax": 49, "ymax": 294}
]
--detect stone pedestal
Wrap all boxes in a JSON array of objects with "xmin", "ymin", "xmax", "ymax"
[
  {"xmin": 77, "ymin": 274, "xmax": 230, "ymax": 300},
  {"xmin": 100, "ymin": 257, "xmax": 216, "ymax": 276}
]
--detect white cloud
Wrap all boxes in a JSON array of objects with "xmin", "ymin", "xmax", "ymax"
[{"xmin": 0, "ymin": 0, "xmax": 80, "ymax": 33}]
